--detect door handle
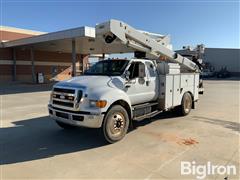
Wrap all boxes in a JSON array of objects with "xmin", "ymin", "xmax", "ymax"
[
  {"xmin": 146, "ymin": 80, "xmax": 150, "ymax": 86},
  {"xmin": 125, "ymin": 84, "xmax": 131, "ymax": 88}
]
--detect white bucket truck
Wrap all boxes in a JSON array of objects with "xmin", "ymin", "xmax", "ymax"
[{"xmin": 48, "ymin": 20, "xmax": 203, "ymax": 143}]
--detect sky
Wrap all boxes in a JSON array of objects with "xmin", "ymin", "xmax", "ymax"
[{"xmin": 1, "ymin": 0, "xmax": 239, "ymax": 50}]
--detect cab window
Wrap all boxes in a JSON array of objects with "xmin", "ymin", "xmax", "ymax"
[
  {"xmin": 145, "ymin": 62, "xmax": 156, "ymax": 77},
  {"xmin": 128, "ymin": 62, "xmax": 141, "ymax": 79}
]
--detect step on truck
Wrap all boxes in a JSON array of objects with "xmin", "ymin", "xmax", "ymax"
[{"xmin": 48, "ymin": 20, "xmax": 204, "ymax": 143}]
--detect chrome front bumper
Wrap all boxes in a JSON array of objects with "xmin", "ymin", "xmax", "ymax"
[{"xmin": 48, "ymin": 105, "xmax": 104, "ymax": 128}]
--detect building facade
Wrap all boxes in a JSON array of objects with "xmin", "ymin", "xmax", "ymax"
[
  {"xmin": 0, "ymin": 26, "xmax": 89, "ymax": 83},
  {"xmin": 204, "ymin": 48, "xmax": 240, "ymax": 76},
  {"xmin": 177, "ymin": 46, "xmax": 240, "ymax": 76}
]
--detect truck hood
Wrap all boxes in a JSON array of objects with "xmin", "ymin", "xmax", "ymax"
[{"xmin": 55, "ymin": 75, "xmax": 125, "ymax": 90}]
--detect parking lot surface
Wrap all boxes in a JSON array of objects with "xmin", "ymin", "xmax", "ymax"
[{"xmin": 0, "ymin": 80, "xmax": 239, "ymax": 179}]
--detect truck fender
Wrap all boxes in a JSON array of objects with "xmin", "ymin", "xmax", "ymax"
[
  {"xmin": 107, "ymin": 99, "xmax": 132, "ymax": 120},
  {"xmin": 100, "ymin": 90, "xmax": 132, "ymax": 119}
]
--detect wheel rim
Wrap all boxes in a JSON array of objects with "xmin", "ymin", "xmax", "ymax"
[
  {"xmin": 184, "ymin": 94, "xmax": 192, "ymax": 113},
  {"xmin": 109, "ymin": 112, "xmax": 125, "ymax": 137}
]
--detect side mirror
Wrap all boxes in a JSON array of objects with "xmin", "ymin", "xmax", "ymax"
[
  {"xmin": 139, "ymin": 63, "xmax": 146, "ymax": 78},
  {"xmin": 124, "ymin": 71, "xmax": 130, "ymax": 80}
]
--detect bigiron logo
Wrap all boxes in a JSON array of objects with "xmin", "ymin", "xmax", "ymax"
[{"xmin": 181, "ymin": 161, "xmax": 237, "ymax": 179}]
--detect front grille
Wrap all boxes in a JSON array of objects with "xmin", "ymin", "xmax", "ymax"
[
  {"xmin": 54, "ymin": 94, "xmax": 74, "ymax": 101},
  {"xmin": 52, "ymin": 87, "xmax": 83, "ymax": 110},
  {"xmin": 53, "ymin": 100, "xmax": 74, "ymax": 107}
]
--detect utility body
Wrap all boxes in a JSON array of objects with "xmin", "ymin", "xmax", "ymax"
[{"xmin": 48, "ymin": 20, "xmax": 203, "ymax": 143}]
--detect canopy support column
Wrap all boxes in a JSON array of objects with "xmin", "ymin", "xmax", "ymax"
[
  {"xmin": 12, "ymin": 48, "xmax": 16, "ymax": 81},
  {"xmin": 30, "ymin": 47, "xmax": 36, "ymax": 83},
  {"xmin": 71, "ymin": 39, "xmax": 76, "ymax": 77},
  {"xmin": 79, "ymin": 54, "xmax": 89, "ymax": 74}
]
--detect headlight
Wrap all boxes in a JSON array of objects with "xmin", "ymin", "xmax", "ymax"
[{"xmin": 89, "ymin": 100, "xmax": 107, "ymax": 108}]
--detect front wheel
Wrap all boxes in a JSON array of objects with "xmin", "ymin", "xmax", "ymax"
[{"xmin": 102, "ymin": 105, "xmax": 129, "ymax": 143}]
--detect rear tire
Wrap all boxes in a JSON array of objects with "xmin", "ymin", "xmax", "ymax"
[
  {"xmin": 179, "ymin": 92, "xmax": 192, "ymax": 116},
  {"xmin": 56, "ymin": 121, "xmax": 75, "ymax": 129},
  {"xmin": 102, "ymin": 105, "xmax": 129, "ymax": 143}
]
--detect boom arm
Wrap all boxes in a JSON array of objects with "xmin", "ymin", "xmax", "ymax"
[{"xmin": 96, "ymin": 19, "xmax": 199, "ymax": 72}]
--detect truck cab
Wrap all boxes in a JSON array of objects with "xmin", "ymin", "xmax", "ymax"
[
  {"xmin": 48, "ymin": 58, "xmax": 199, "ymax": 143},
  {"xmin": 123, "ymin": 59, "xmax": 159, "ymax": 104}
]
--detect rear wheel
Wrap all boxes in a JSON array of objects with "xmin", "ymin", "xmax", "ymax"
[
  {"xmin": 102, "ymin": 105, "xmax": 129, "ymax": 143},
  {"xmin": 178, "ymin": 92, "xmax": 192, "ymax": 116},
  {"xmin": 56, "ymin": 121, "xmax": 75, "ymax": 129}
]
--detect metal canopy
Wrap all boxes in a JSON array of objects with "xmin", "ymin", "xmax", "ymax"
[{"xmin": 2, "ymin": 26, "xmax": 135, "ymax": 54}]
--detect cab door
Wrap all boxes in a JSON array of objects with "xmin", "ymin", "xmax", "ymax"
[
  {"xmin": 145, "ymin": 61, "xmax": 158, "ymax": 101},
  {"xmin": 124, "ymin": 61, "xmax": 156, "ymax": 105}
]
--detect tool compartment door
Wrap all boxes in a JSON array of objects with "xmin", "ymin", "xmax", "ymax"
[
  {"xmin": 194, "ymin": 74, "xmax": 199, "ymax": 101},
  {"xmin": 165, "ymin": 75, "xmax": 173, "ymax": 108},
  {"xmin": 172, "ymin": 75, "xmax": 181, "ymax": 106}
]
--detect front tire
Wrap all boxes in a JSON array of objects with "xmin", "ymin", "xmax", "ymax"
[{"xmin": 102, "ymin": 105, "xmax": 129, "ymax": 143}]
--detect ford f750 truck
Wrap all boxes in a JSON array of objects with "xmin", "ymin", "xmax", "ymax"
[{"xmin": 48, "ymin": 20, "xmax": 203, "ymax": 143}]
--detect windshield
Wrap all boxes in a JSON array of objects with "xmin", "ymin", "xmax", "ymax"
[{"xmin": 84, "ymin": 60, "xmax": 129, "ymax": 76}]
